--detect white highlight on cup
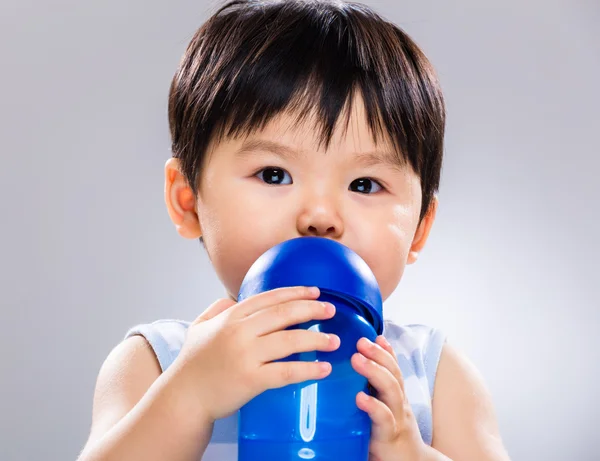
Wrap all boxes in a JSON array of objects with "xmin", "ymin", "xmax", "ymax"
[{"xmin": 299, "ymin": 324, "xmax": 320, "ymax": 443}]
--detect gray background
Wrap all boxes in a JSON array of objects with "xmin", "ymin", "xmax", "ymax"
[{"xmin": 1, "ymin": 0, "xmax": 598, "ymax": 460}]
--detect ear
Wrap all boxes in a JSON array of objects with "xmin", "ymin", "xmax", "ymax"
[
  {"xmin": 164, "ymin": 157, "xmax": 202, "ymax": 239},
  {"xmin": 407, "ymin": 195, "xmax": 438, "ymax": 265}
]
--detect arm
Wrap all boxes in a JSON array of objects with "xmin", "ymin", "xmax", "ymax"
[
  {"xmin": 77, "ymin": 335, "xmax": 215, "ymax": 461},
  {"xmin": 429, "ymin": 343, "xmax": 511, "ymax": 461}
]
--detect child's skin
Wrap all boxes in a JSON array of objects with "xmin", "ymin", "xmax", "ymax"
[{"xmin": 78, "ymin": 96, "xmax": 510, "ymax": 460}]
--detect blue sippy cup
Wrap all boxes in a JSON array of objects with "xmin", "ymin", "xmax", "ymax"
[{"xmin": 237, "ymin": 236, "xmax": 383, "ymax": 461}]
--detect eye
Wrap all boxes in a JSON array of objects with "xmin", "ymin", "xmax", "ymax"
[
  {"xmin": 255, "ymin": 167, "xmax": 292, "ymax": 185},
  {"xmin": 349, "ymin": 178, "xmax": 383, "ymax": 194}
]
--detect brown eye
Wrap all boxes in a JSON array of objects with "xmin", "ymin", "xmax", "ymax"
[
  {"xmin": 350, "ymin": 178, "xmax": 382, "ymax": 194},
  {"xmin": 257, "ymin": 167, "xmax": 292, "ymax": 185}
]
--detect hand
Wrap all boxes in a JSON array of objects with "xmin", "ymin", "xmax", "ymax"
[
  {"xmin": 352, "ymin": 335, "xmax": 428, "ymax": 461},
  {"xmin": 169, "ymin": 286, "xmax": 341, "ymax": 422}
]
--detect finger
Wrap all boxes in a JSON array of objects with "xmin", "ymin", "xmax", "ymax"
[
  {"xmin": 351, "ymin": 351, "xmax": 405, "ymax": 416},
  {"xmin": 376, "ymin": 335, "xmax": 394, "ymax": 355},
  {"xmin": 246, "ymin": 298, "xmax": 336, "ymax": 337},
  {"xmin": 260, "ymin": 360, "xmax": 332, "ymax": 389},
  {"xmin": 356, "ymin": 391, "xmax": 396, "ymax": 441},
  {"xmin": 357, "ymin": 337, "xmax": 405, "ymax": 394},
  {"xmin": 235, "ymin": 286, "xmax": 320, "ymax": 318},
  {"xmin": 193, "ymin": 298, "xmax": 237, "ymax": 324},
  {"xmin": 258, "ymin": 329, "xmax": 340, "ymax": 362}
]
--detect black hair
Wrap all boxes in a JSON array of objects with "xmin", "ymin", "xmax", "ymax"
[{"xmin": 168, "ymin": 0, "xmax": 446, "ymax": 244}]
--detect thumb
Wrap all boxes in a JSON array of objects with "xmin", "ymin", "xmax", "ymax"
[{"xmin": 194, "ymin": 297, "xmax": 237, "ymax": 324}]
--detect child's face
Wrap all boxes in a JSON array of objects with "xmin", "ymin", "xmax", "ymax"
[{"xmin": 165, "ymin": 96, "xmax": 437, "ymax": 302}]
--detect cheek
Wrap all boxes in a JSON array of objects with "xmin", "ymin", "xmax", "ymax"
[
  {"xmin": 200, "ymin": 189, "xmax": 294, "ymax": 298},
  {"xmin": 206, "ymin": 224, "xmax": 263, "ymax": 299},
  {"xmin": 213, "ymin": 243, "xmax": 259, "ymax": 298},
  {"xmin": 201, "ymin": 181, "xmax": 267, "ymax": 240},
  {"xmin": 360, "ymin": 208, "xmax": 416, "ymax": 301},
  {"xmin": 372, "ymin": 231, "xmax": 408, "ymax": 301}
]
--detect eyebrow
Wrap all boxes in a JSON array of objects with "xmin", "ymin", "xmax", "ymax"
[{"xmin": 235, "ymin": 138, "xmax": 403, "ymax": 171}]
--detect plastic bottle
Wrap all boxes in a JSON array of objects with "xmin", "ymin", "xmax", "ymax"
[{"xmin": 237, "ymin": 236, "xmax": 383, "ymax": 461}]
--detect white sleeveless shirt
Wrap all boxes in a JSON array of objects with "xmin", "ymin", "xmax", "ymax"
[{"xmin": 124, "ymin": 318, "xmax": 446, "ymax": 460}]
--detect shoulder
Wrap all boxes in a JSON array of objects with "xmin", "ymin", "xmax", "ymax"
[
  {"xmin": 83, "ymin": 319, "xmax": 193, "ymax": 453},
  {"xmin": 124, "ymin": 319, "xmax": 192, "ymax": 372},
  {"xmin": 82, "ymin": 331, "xmax": 164, "ymax": 452},
  {"xmin": 382, "ymin": 320, "xmax": 446, "ymax": 396},
  {"xmin": 431, "ymin": 343, "xmax": 511, "ymax": 460},
  {"xmin": 382, "ymin": 320, "xmax": 446, "ymax": 354}
]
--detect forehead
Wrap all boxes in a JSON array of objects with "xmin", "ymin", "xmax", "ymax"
[
  {"xmin": 261, "ymin": 95, "xmax": 390, "ymax": 152},
  {"xmin": 229, "ymin": 95, "xmax": 401, "ymax": 167}
]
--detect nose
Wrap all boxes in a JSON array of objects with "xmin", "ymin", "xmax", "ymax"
[{"xmin": 296, "ymin": 193, "xmax": 344, "ymax": 239}]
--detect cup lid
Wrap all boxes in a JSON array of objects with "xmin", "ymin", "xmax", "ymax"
[{"xmin": 238, "ymin": 236, "xmax": 383, "ymax": 335}]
